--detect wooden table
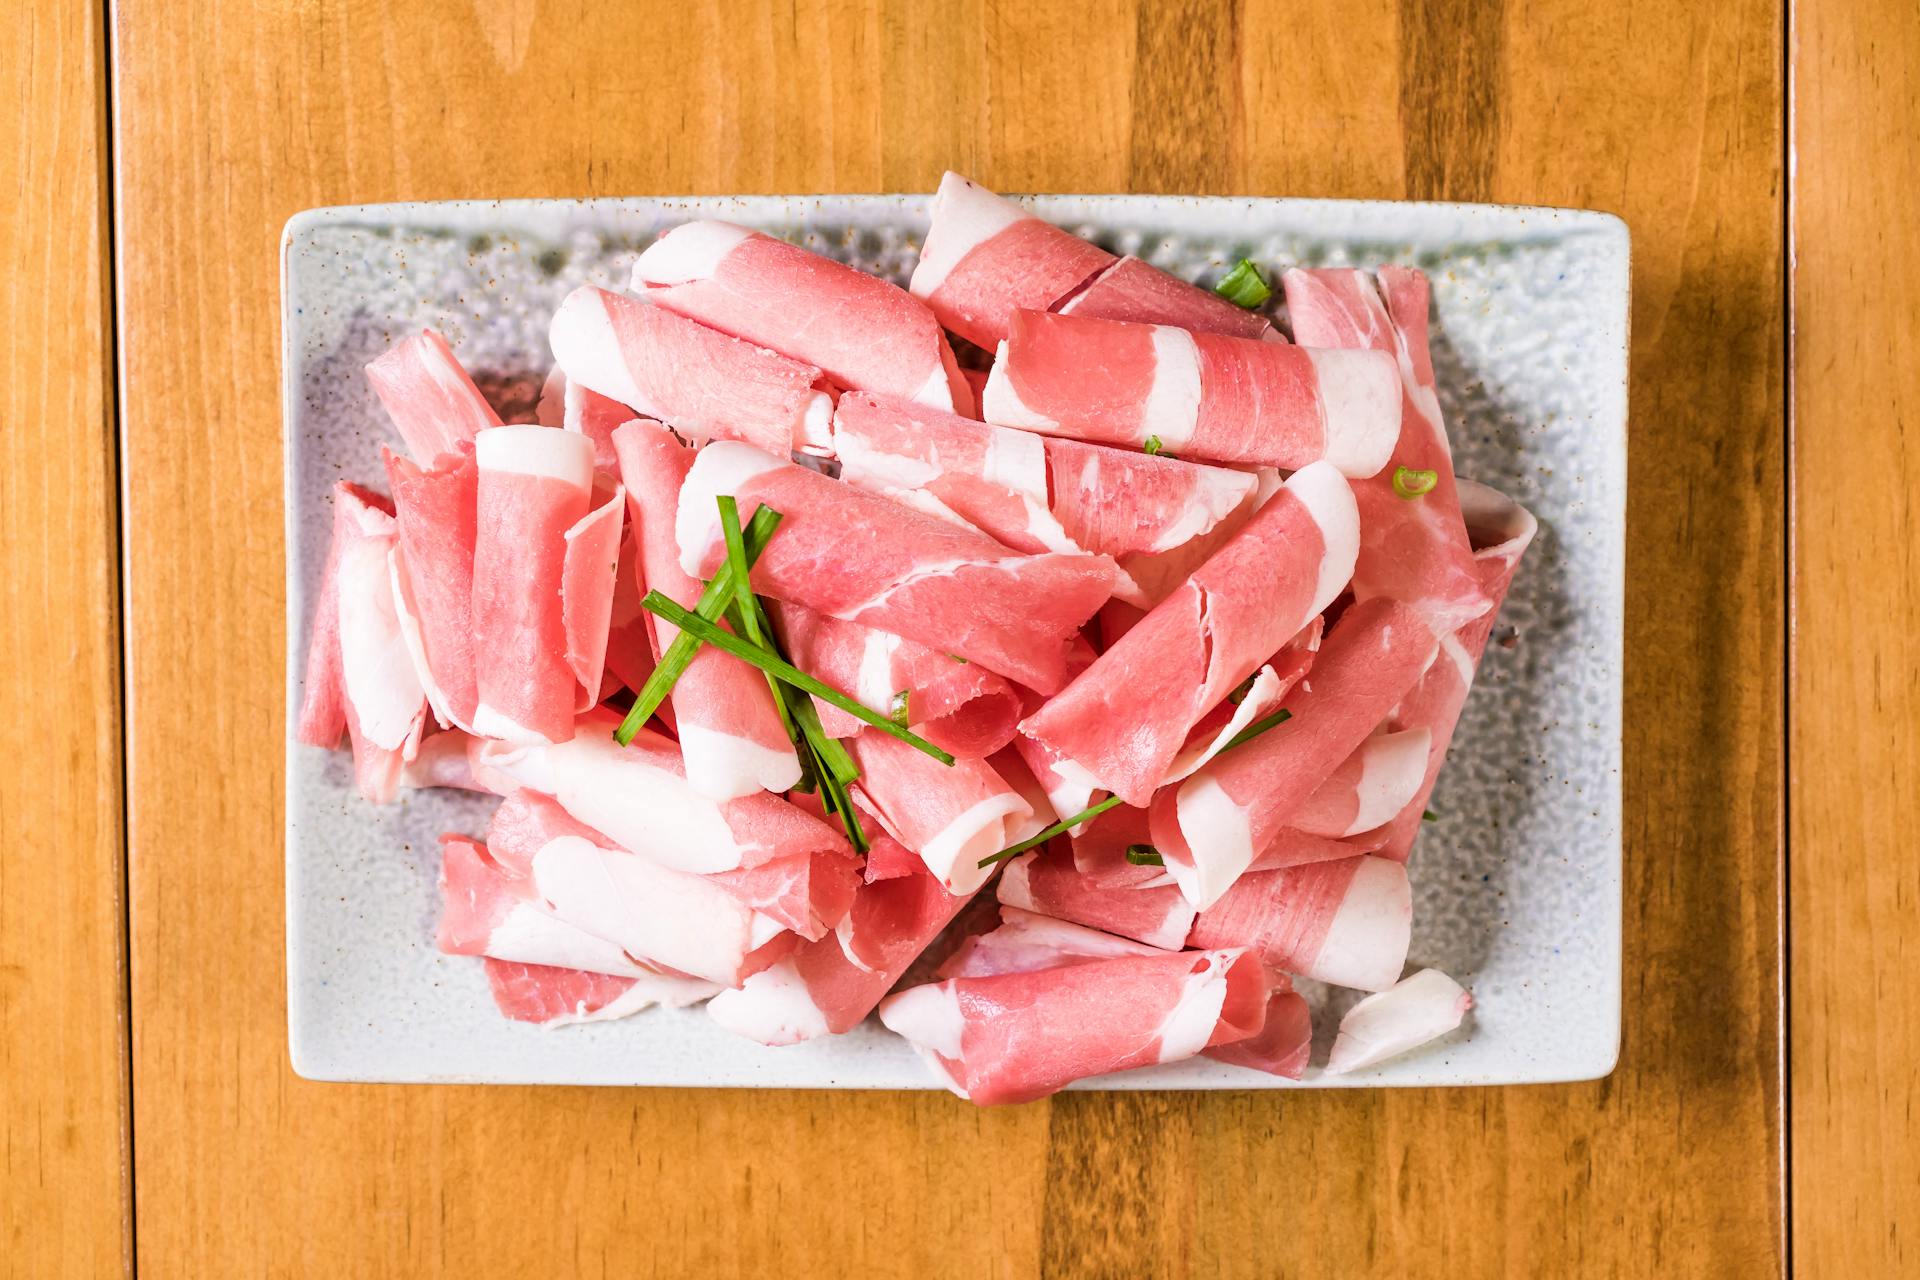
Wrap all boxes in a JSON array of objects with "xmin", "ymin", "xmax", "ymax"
[{"xmin": 9, "ymin": 0, "xmax": 1906, "ymax": 1273}]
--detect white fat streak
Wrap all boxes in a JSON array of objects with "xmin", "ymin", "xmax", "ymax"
[
  {"xmin": 474, "ymin": 424, "xmax": 594, "ymax": 490},
  {"xmin": 549, "ymin": 287, "xmax": 653, "ymax": 411},
  {"xmin": 798, "ymin": 390, "xmax": 836, "ymax": 454},
  {"xmin": 1161, "ymin": 665, "xmax": 1282, "ymax": 785},
  {"xmin": 833, "ymin": 425, "xmax": 941, "ymax": 491},
  {"xmin": 1040, "ymin": 755, "xmax": 1103, "ymax": 836},
  {"xmin": 632, "ymin": 220, "xmax": 754, "ymax": 286},
  {"xmin": 1439, "ymin": 631, "xmax": 1474, "ymax": 684},
  {"xmin": 1283, "ymin": 461, "xmax": 1362, "ymax": 618},
  {"xmin": 337, "ymin": 529, "xmax": 425, "ymax": 751},
  {"xmin": 877, "ymin": 982, "xmax": 967, "ymax": 1059},
  {"xmin": 674, "ymin": 440, "xmax": 787, "ymax": 577},
  {"xmin": 1168, "ymin": 775, "xmax": 1257, "ymax": 910},
  {"xmin": 984, "ymin": 426, "xmax": 1092, "ymax": 557},
  {"xmin": 529, "ymin": 834, "xmax": 755, "ymax": 983},
  {"xmin": 706, "ymin": 963, "xmax": 832, "ymax": 1045},
  {"xmin": 833, "ymin": 914, "xmax": 881, "ymax": 974},
  {"xmin": 469, "ymin": 701, "xmax": 554, "ymax": 748},
  {"xmin": 1344, "ymin": 728, "xmax": 1433, "ymax": 835},
  {"xmin": 1325, "ymin": 968, "xmax": 1472, "ymax": 1074},
  {"xmin": 916, "ymin": 792, "xmax": 1033, "ymax": 896},
  {"xmin": 677, "ymin": 722, "xmax": 803, "ymax": 800},
  {"xmin": 979, "ymin": 343, "xmax": 1060, "ymax": 431},
  {"xmin": 749, "ymin": 912, "xmax": 788, "ymax": 949},
  {"xmin": 1142, "ymin": 326, "xmax": 1203, "ymax": 450},
  {"xmin": 855, "ymin": 629, "xmax": 905, "ymax": 713},
  {"xmin": 1154, "ymin": 951, "xmax": 1234, "ymax": 1064},
  {"xmin": 838, "ymin": 556, "xmax": 978, "ymax": 620},
  {"xmin": 1140, "ymin": 461, "xmax": 1259, "ymax": 554},
  {"xmin": 909, "ymin": 361, "xmax": 957, "ymax": 410},
  {"xmin": 995, "ymin": 854, "xmax": 1037, "ymax": 911},
  {"xmin": 386, "ymin": 547, "xmax": 458, "ymax": 733},
  {"xmin": 878, "ymin": 487, "xmax": 979, "ymax": 530},
  {"xmin": 1305, "ymin": 348, "xmax": 1401, "ymax": 479},
  {"xmin": 1309, "ymin": 856, "xmax": 1413, "ymax": 992},
  {"xmin": 543, "ymin": 969, "xmax": 723, "ymax": 1028},
  {"xmin": 909, "ymin": 171, "xmax": 1027, "ymax": 299},
  {"xmin": 485, "ymin": 901, "xmax": 648, "ymax": 976}
]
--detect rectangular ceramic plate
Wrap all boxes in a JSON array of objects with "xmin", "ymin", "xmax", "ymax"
[{"xmin": 284, "ymin": 194, "xmax": 1627, "ymax": 1089}]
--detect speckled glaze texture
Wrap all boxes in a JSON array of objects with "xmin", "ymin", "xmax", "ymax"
[{"xmin": 283, "ymin": 196, "xmax": 1627, "ymax": 1089}]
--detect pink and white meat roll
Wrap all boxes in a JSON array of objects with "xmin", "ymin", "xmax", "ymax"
[
  {"xmin": 879, "ymin": 907, "xmax": 1268, "ymax": 1104},
  {"xmin": 483, "ymin": 959, "xmax": 720, "ymax": 1029},
  {"xmin": 1148, "ymin": 597, "xmax": 1436, "ymax": 908},
  {"xmin": 437, "ymin": 835, "xmax": 654, "ymax": 977},
  {"xmin": 909, "ymin": 171, "xmax": 1116, "ymax": 351},
  {"xmin": 296, "ymin": 482, "xmax": 388, "ymax": 750},
  {"xmin": 1282, "ymin": 266, "xmax": 1489, "ymax": 630},
  {"xmin": 1188, "ymin": 854, "xmax": 1412, "ymax": 992},
  {"xmin": 778, "ymin": 604, "xmax": 1022, "ymax": 759},
  {"xmin": 612, "ymin": 420, "xmax": 801, "ymax": 798},
  {"xmin": 997, "ymin": 847, "xmax": 1196, "ymax": 950},
  {"xmin": 1059, "ymin": 255, "xmax": 1276, "ymax": 341},
  {"xmin": 1325, "ymin": 968, "xmax": 1473, "ymax": 1073},
  {"xmin": 1204, "ymin": 977, "xmax": 1314, "ymax": 1079},
  {"xmin": 469, "ymin": 426, "xmax": 595, "ymax": 745},
  {"xmin": 600, "ymin": 529, "xmax": 659, "ymax": 698},
  {"xmin": 633, "ymin": 221, "xmax": 970, "ymax": 414},
  {"xmin": 383, "ymin": 448, "xmax": 479, "ymax": 731},
  {"xmin": 848, "ymin": 731, "xmax": 1032, "ymax": 895},
  {"xmin": 1373, "ymin": 479, "xmax": 1539, "ymax": 860},
  {"xmin": 675, "ymin": 441, "xmax": 1121, "ymax": 693},
  {"xmin": 1020, "ymin": 461, "xmax": 1358, "ymax": 808},
  {"xmin": 982, "ymin": 309, "xmax": 1400, "ymax": 478},
  {"xmin": 535, "ymin": 367, "xmax": 633, "ymax": 473},
  {"xmin": 1288, "ymin": 727, "xmax": 1434, "ymax": 840},
  {"xmin": 548, "ymin": 284, "xmax": 832, "ymax": 457},
  {"xmin": 559, "ymin": 485, "xmax": 624, "ymax": 710},
  {"xmin": 364, "ymin": 329, "xmax": 502, "ymax": 467}
]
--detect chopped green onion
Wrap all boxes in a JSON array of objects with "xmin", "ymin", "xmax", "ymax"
[
  {"xmin": 949, "ymin": 654, "xmax": 968, "ymax": 664},
  {"xmin": 615, "ymin": 506, "xmax": 782, "ymax": 746},
  {"xmin": 1227, "ymin": 674, "xmax": 1256, "ymax": 706},
  {"xmin": 1214, "ymin": 258, "xmax": 1272, "ymax": 309},
  {"xmin": 889, "ymin": 690, "xmax": 911, "ymax": 727},
  {"xmin": 1221, "ymin": 707, "xmax": 1291, "ymax": 752},
  {"xmin": 1392, "ymin": 467, "xmax": 1439, "ymax": 500},
  {"xmin": 1124, "ymin": 844, "xmax": 1164, "ymax": 866},
  {"xmin": 976, "ymin": 794, "xmax": 1124, "ymax": 868},
  {"xmin": 1143, "ymin": 435, "xmax": 1165, "ymax": 456},
  {"xmin": 639, "ymin": 592, "xmax": 956, "ymax": 767},
  {"xmin": 1422, "ymin": 809, "xmax": 1438, "ymax": 822}
]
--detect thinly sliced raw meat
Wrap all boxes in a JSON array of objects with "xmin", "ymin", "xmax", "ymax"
[
  {"xmin": 937, "ymin": 906, "xmax": 1164, "ymax": 977},
  {"xmin": 1282, "ymin": 266, "xmax": 1489, "ymax": 630},
  {"xmin": 1148, "ymin": 597, "xmax": 1436, "ymax": 908},
  {"xmin": 1158, "ymin": 618, "xmax": 1323, "ymax": 785},
  {"xmin": 633, "ymin": 221, "xmax": 969, "ymax": 413},
  {"xmin": 549, "ymin": 284, "xmax": 832, "ymax": 456},
  {"xmin": 1205, "ymin": 980, "xmax": 1313, "ymax": 1079},
  {"xmin": 599, "ymin": 528, "xmax": 659, "ymax": 698},
  {"xmin": 1290, "ymin": 727, "xmax": 1433, "ymax": 839},
  {"xmin": 849, "ymin": 731, "xmax": 1032, "ymax": 895},
  {"xmin": 1059, "ymin": 255, "xmax": 1275, "ymax": 341},
  {"xmin": 611, "ymin": 420, "xmax": 801, "ymax": 798},
  {"xmin": 909, "ymin": 171, "xmax": 1115, "ymax": 351},
  {"xmin": 364, "ymin": 329, "xmax": 502, "ymax": 467},
  {"xmin": 399, "ymin": 729, "xmax": 486, "ymax": 792},
  {"xmin": 997, "ymin": 847, "xmax": 1196, "ymax": 949},
  {"xmin": 535, "ymin": 366, "xmax": 633, "ymax": 472},
  {"xmin": 332, "ymin": 485, "xmax": 427, "ymax": 803},
  {"xmin": 483, "ymin": 959, "xmax": 720, "ymax": 1028},
  {"xmin": 1008, "ymin": 637, "xmax": 1101, "ymax": 827},
  {"xmin": 296, "ymin": 481, "xmax": 392, "ymax": 749},
  {"xmin": 470, "ymin": 426, "xmax": 595, "ymax": 745},
  {"xmin": 1021, "ymin": 462, "xmax": 1357, "ymax": 807},
  {"xmin": 383, "ymin": 447, "xmax": 479, "ymax": 731},
  {"xmin": 675, "ymin": 440, "xmax": 1121, "ymax": 693},
  {"xmin": 777, "ymin": 604, "xmax": 1022, "ymax": 759},
  {"xmin": 982, "ymin": 309, "xmax": 1399, "ymax": 477},
  {"xmin": 559, "ymin": 485, "xmax": 625, "ymax": 711},
  {"xmin": 1325, "ymin": 968, "xmax": 1473, "ymax": 1073},
  {"xmin": 437, "ymin": 835, "xmax": 650, "ymax": 976},
  {"xmin": 1069, "ymin": 804, "xmax": 1176, "ymax": 890},
  {"xmin": 1188, "ymin": 855, "xmax": 1412, "ymax": 992},
  {"xmin": 1374, "ymin": 479, "xmax": 1540, "ymax": 860}
]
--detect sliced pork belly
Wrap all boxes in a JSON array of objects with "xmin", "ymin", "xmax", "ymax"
[
  {"xmin": 997, "ymin": 847, "xmax": 1196, "ymax": 949},
  {"xmin": 1148, "ymin": 597, "xmax": 1436, "ymax": 908},
  {"xmin": 1020, "ymin": 462, "xmax": 1357, "ymax": 808},
  {"xmin": 296, "ymin": 482, "xmax": 393, "ymax": 750},
  {"xmin": 559, "ymin": 485, "xmax": 625, "ymax": 710},
  {"xmin": 777, "ymin": 603, "xmax": 1022, "ymax": 759},
  {"xmin": 328, "ymin": 484, "xmax": 427, "ymax": 802},
  {"xmin": 1188, "ymin": 855, "xmax": 1412, "ymax": 992},
  {"xmin": 675, "ymin": 440, "xmax": 1121, "ymax": 693},
  {"xmin": 383, "ymin": 447, "xmax": 479, "ymax": 731},
  {"xmin": 599, "ymin": 529, "xmax": 660, "ymax": 698},
  {"xmin": 398, "ymin": 729, "xmax": 486, "ymax": 792},
  {"xmin": 548, "ymin": 284, "xmax": 832, "ymax": 456},
  {"xmin": 483, "ymin": 959, "xmax": 720, "ymax": 1028},
  {"xmin": 1283, "ymin": 266, "xmax": 1489, "ymax": 630},
  {"xmin": 1289, "ymin": 727, "xmax": 1434, "ymax": 839},
  {"xmin": 535, "ymin": 366, "xmax": 633, "ymax": 472},
  {"xmin": 1205, "ymin": 980, "xmax": 1313, "ymax": 1079},
  {"xmin": 437, "ymin": 834, "xmax": 651, "ymax": 977},
  {"xmin": 982, "ymin": 309, "xmax": 1399, "ymax": 477},
  {"xmin": 1059, "ymin": 255, "xmax": 1275, "ymax": 341},
  {"xmin": 612, "ymin": 420, "xmax": 801, "ymax": 798},
  {"xmin": 364, "ymin": 329, "xmax": 502, "ymax": 467},
  {"xmin": 849, "ymin": 732, "xmax": 1032, "ymax": 895},
  {"xmin": 1325, "ymin": 968, "xmax": 1473, "ymax": 1073},
  {"xmin": 909, "ymin": 171, "xmax": 1116, "ymax": 351},
  {"xmin": 469, "ymin": 426, "xmax": 595, "ymax": 745},
  {"xmin": 633, "ymin": 221, "xmax": 970, "ymax": 413}
]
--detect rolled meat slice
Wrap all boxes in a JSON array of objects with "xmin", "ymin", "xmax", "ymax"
[
  {"xmin": 560, "ymin": 484, "xmax": 624, "ymax": 712},
  {"xmin": 535, "ymin": 366, "xmax": 633, "ymax": 473},
  {"xmin": 482, "ymin": 959, "xmax": 720, "ymax": 1028},
  {"xmin": 330, "ymin": 484, "xmax": 427, "ymax": 803},
  {"xmin": 599, "ymin": 528, "xmax": 660, "ymax": 698},
  {"xmin": 1059, "ymin": 255, "xmax": 1276, "ymax": 341},
  {"xmin": 364, "ymin": 329, "xmax": 502, "ymax": 467},
  {"xmin": 909, "ymin": 171, "xmax": 1116, "ymax": 351},
  {"xmin": 383, "ymin": 447, "xmax": 479, "ymax": 732},
  {"xmin": 633, "ymin": 221, "xmax": 970, "ymax": 413},
  {"xmin": 296, "ymin": 481, "xmax": 392, "ymax": 750},
  {"xmin": 997, "ymin": 847, "xmax": 1196, "ymax": 950},
  {"xmin": 777, "ymin": 603, "xmax": 1022, "ymax": 760},
  {"xmin": 1204, "ymin": 979, "xmax": 1313, "ymax": 1079},
  {"xmin": 981, "ymin": 308, "xmax": 1400, "ymax": 477},
  {"xmin": 1325, "ymin": 968, "xmax": 1473, "ymax": 1073},
  {"xmin": 1288, "ymin": 727, "xmax": 1434, "ymax": 839},
  {"xmin": 1148, "ymin": 597, "xmax": 1436, "ymax": 908},
  {"xmin": 675, "ymin": 440, "xmax": 1121, "ymax": 693},
  {"xmin": 1282, "ymin": 265, "xmax": 1489, "ymax": 630},
  {"xmin": 1020, "ymin": 461, "xmax": 1358, "ymax": 808},
  {"xmin": 470, "ymin": 426, "xmax": 595, "ymax": 745},
  {"xmin": 549, "ymin": 284, "xmax": 833, "ymax": 457},
  {"xmin": 1187, "ymin": 855, "xmax": 1412, "ymax": 992},
  {"xmin": 611, "ymin": 420, "xmax": 801, "ymax": 798},
  {"xmin": 437, "ymin": 834, "xmax": 653, "ymax": 977},
  {"xmin": 848, "ymin": 732, "xmax": 1032, "ymax": 895}
]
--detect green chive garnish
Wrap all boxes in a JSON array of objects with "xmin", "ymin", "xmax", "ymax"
[
  {"xmin": 889, "ymin": 690, "xmax": 911, "ymax": 727},
  {"xmin": 1143, "ymin": 435, "xmax": 1165, "ymax": 456},
  {"xmin": 1227, "ymin": 674, "xmax": 1256, "ymax": 706},
  {"xmin": 976, "ymin": 794, "xmax": 1125, "ymax": 868},
  {"xmin": 1392, "ymin": 467, "xmax": 1439, "ymax": 500},
  {"xmin": 1124, "ymin": 844, "xmax": 1164, "ymax": 866},
  {"xmin": 1214, "ymin": 258, "xmax": 1272, "ymax": 309},
  {"xmin": 1422, "ymin": 809, "xmax": 1438, "ymax": 822},
  {"xmin": 1222, "ymin": 707, "xmax": 1292, "ymax": 752}
]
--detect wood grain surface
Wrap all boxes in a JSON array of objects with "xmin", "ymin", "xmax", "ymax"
[
  {"xmin": 1, "ymin": 2, "xmax": 130, "ymax": 1277},
  {"xmin": 1791, "ymin": 0, "xmax": 1920, "ymax": 1274},
  {"xmin": 108, "ymin": 1, "xmax": 1786, "ymax": 1275}
]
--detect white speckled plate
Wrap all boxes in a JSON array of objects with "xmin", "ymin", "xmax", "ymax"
[{"xmin": 284, "ymin": 195, "xmax": 1627, "ymax": 1090}]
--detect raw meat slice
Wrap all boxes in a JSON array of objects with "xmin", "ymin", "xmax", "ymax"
[
  {"xmin": 331, "ymin": 485, "xmax": 427, "ymax": 803},
  {"xmin": 535, "ymin": 366, "xmax": 633, "ymax": 472},
  {"xmin": 549, "ymin": 284, "xmax": 832, "ymax": 457},
  {"xmin": 997, "ymin": 847, "xmax": 1196, "ymax": 949},
  {"xmin": 937, "ymin": 906, "xmax": 1164, "ymax": 977},
  {"xmin": 1020, "ymin": 462, "xmax": 1357, "ymax": 807},
  {"xmin": 560, "ymin": 483, "xmax": 624, "ymax": 712},
  {"xmin": 398, "ymin": 729, "xmax": 486, "ymax": 792},
  {"xmin": 364, "ymin": 329, "xmax": 502, "ymax": 467},
  {"xmin": 1204, "ymin": 980, "xmax": 1313, "ymax": 1079},
  {"xmin": 1059, "ymin": 255, "xmax": 1275, "ymax": 341},
  {"xmin": 981, "ymin": 308, "xmax": 1399, "ymax": 477},
  {"xmin": 599, "ymin": 528, "xmax": 659, "ymax": 698},
  {"xmin": 849, "ymin": 731, "xmax": 1032, "ymax": 895},
  {"xmin": 1289, "ymin": 727, "xmax": 1434, "ymax": 839},
  {"xmin": 633, "ymin": 221, "xmax": 970, "ymax": 413},
  {"xmin": 296, "ymin": 481, "xmax": 393, "ymax": 749},
  {"xmin": 436, "ymin": 835, "xmax": 650, "ymax": 976},
  {"xmin": 1149, "ymin": 597, "xmax": 1437, "ymax": 908},
  {"xmin": 1187, "ymin": 855, "xmax": 1412, "ymax": 992},
  {"xmin": 1325, "ymin": 968, "xmax": 1473, "ymax": 1073},
  {"xmin": 611, "ymin": 420, "xmax": 800, "ymax": 798},
  {"xmin": 383, "ymin": 447, "xmax": 479, "ymax": 731},
  {"xmin": 470, "ymin": 426, "xmax": 595, "ymax": 745},
  {"xmin": 675, "ymin": 440, "xmax": 1121, "ymax": 693},
  {"xmin": 483, "ymin": 959, "xmax": 720, "ymax": 1028},
  {"xmin": 909, "ymin": 171, "xmax": 1116, "ymax": 350}
]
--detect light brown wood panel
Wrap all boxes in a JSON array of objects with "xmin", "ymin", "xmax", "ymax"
[
  {"xmin": 114, "ymin": 0, "xmax": 1783, "ymax": 1274},
  {"xmin": 1791, "ymin": 0, "xmax": 1920, "ymax": 1272},
  {"xmin": 1, "ymin": 1, "xmax": 130, "ymax": 1277}
]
